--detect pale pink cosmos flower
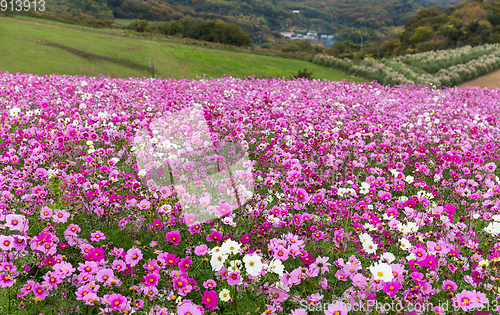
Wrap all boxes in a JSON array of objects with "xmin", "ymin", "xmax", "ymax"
[
  {"xmin": 125, "ymin": 247, "xmax": 143, "ymax": 267},
  {"xmin": 324, "ymin": 300, "xmax": 349, "ymax": 315},
  {"xmin": 194, "ymin": 244, "xmax": 209, "ymax": 256},
  {"xmin": 52, "ymin": 209, "xmax": 70, "ymax": 223},
  {"xmin": 0, "ymin": 235, "xmax": 14, "ymax": 251},
  {"xmin": 90, "ymin": 231, "xmax": 105, "ymax": 242},
  {"xmin": 5, "ymin": 214, "xmax": 27, "ymax": 232},
  {"xmin": 40, "ymin": 206, "xmax": 52, "ymax": 220}
]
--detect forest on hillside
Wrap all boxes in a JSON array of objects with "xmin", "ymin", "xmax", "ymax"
[{"xmin": 31, "ymin": 0, "xmax": 463, "ymax": 43}]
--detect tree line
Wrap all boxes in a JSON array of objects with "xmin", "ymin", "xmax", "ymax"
[{"xmin": 126, "ymin": 18, "xmax": 252, "ymax": 47}]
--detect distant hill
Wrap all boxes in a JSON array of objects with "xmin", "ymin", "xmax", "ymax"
[{"xmin": 40, "ymin": 0, "xmax": 464, "ymax": 42}]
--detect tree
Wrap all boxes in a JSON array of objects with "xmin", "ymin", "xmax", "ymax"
[
  {"xmin": 290, "ymin": 69, "xmax": 314, "ymax": 80},
  {"xmin": 127, "ymin": 19, "xmax": 153, "ymax": 33},
  {"xmin": 409, "ymin": 26, "xmax": 434, "ymax": 44}
]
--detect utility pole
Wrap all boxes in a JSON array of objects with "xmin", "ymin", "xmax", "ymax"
[{"xmin": 361, "ymin": 36, "xmax": 363, "ymax": 49}]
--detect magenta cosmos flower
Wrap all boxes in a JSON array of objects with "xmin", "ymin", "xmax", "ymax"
[
  {"xmin": 201, "ymin": 289, "xmax": 218, "ymax": 310},
  {"xmin": 383, "ymin": 280, "xmax": 402, "ymax": 297},
  {"xmin": 105, "ymin": 293, "xmax": 127, "ymax": 311},
  {"xmin": 166, "ymin": 231, "xmax": 181, "ymax": 245}
]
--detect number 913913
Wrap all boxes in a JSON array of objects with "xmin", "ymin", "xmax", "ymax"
[{"xmin": 1, "ymin": 0, "xmax": 45, "ymax": 12}]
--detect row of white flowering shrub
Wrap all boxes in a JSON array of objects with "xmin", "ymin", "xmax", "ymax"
[
  {"xmin": 1, "ymin": 72, "xmax": 500, "ymax": 315},
  {"xmin": 309, "ymin": 45, "xmax": 500, "ymax": 87},
  {"xmin": 394, "ymin": 43, "xmax": 500, "ymax": 73}
]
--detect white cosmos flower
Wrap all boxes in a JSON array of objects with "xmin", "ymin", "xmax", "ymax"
[
  {"xmin": 359, "ymin": 182, "xmax": 370, "ymax": 194},
  {"xmin": 243, "ymin": 254, "xmax": 263, "ymax": 277},
  {"xmin": 369, "ymin": 262, "xmax": 394, "ymax": 282},
  {"xmin": 219, "ymin": 288, "xmax": 231, "ymax": 302},
  {"xmin": 359, "ymin": 233, "xmax": 372, "ymax": 244},
  {"xmin": 221, "ymin": 239, "xmax": 241, "ymax": 255},
  {"xmin": 210, "ymin": 253, "xmax": 228, "ymax": 272},
  {"xmin": 267, "ymin": 259, "xmax": 285, "ymax": 276},
  {"xmin": 400, "ymin": 238, "xmax": 412, "ymax": 251},
  {"xmin": 228, "ymin": 260, "xmax": 242, "ymax": 271},
  {"xmin": 405, "ymin": 175, "xmax": 414, "ymax": 184},
  {"xmin": 9, "ymin": 107, "xmax": 21, "ymax": 117},
  {"xmin": 484, "ymin": 222, "xmax": 500, "ymax": 236},
  {"xmin": 381, "ymin": 252, "xmax": 395, "ymax": 263},
  {"xmin": 363, "ymin": 240, "xmax": 377, "ymax": 254}
]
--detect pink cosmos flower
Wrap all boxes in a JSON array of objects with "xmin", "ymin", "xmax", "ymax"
[
  {"xmin": 64, "ymin": 224, "xmax": 81, "ymax": 236},
  {"xmin": 173, "ymin": 276, "xmax": 188, "ymax": 290},
  {"xmin": 96, "ymin": 269, "xmax": 114, "ymax": 283},
  {"xmin": 165, "ymin": 254, "xmax": 180, "ymax": 266},
  {"xmin": 105, "ymin": 293, "xmax": 127, "ymax": 311},
  {"xmin": 296, "ymin": 188, "xmax": 309, "ymax": 202},
  {"xmin": 150, "ymin": 218, "xmax": 165, "ymax": 230},
  {"xmin": 53, "ymin": 262, "xmax": 76, "ymax": 278},
  {"xmin": 142, "ymin": 273, "xmax": 160, "ymax": 287},
  {"xmin": 5, "ymin": 214, "xmax": 27, "ymax": 232},
  {"xmin": 383, "ymin": 280, "xmax": 402, "ymax": 297},
  {"xmin": 207, "ymin": 230, "xmax": 222, "ymax": 243},
  {"xmin": 273, "ymin": 245, "xmax": 289, "ymax": 261},
  {"xmin": 177, "ymin": 300, "xmax": 204, "ymax": 315},
  {"xmin": 76, "ymin": 284, "xmax": 94, "ymax": 301},
  {"xmin": 291, "ymin": 309, "xmax": 307, "ymax": 315},
  {"xmin": 0, "ymin": 235, "xmax": 14, "ymax": 251},
  {"xmin": 201, "ymin": 289, "xmax": 218, "ymax": 310},
  {"xmin": 84, "ymin": 247, "xmax": 105, "ymax": 262},
  {"xmin": 83, "ymin": 292, "xmax": 99, "ymax": 305},
  {"xmin": 227, "ymin": 271, "xmax": 241, "ymax": 286},
  {"xmin": 203, "ymin": 279, "xmax": 217, "ymax": 289},
  {"xmin": 179, "ymin": 257, "xmax": 192, "ymax": 272},
  {"xmin": 442, "ymin": 280, "xmax": 457, "ymax": 291},
  {"xmin": 351, "ymin": 273, "xmax": 367, "ymax": 288},
  {"xmin": 166, "ymin": 231, "xmax": 181, "ymax": 245},
  {"xmin": 470, "ymin": 289, "xmax": 489, "ymax": 309},
  {"xmin": 325, "ymin": 300, "xmax": 349, "ymax": 315},
  {"xmin": 125, "ymin": 247, "xmax": 143, "ymax": 267},
  {"xmin": 33, "ymin": 283, "xmax": 49, "ymax": 300},
  {"xmin": 111, "ymin": 259, "xmax": 126, "ymax": 272},
  {"xmin": 215, "ymin": 202, "xmax": 232, "ymax": 216},
  {"xmin": 311, "ymin": 256, "xmax": 331, "ymax": 274},
  {"xmin": 20, "ymin": 280, "xmax": 35, "ymax": 295},
  {"xmin": 308, "ymin": 293, "xmax": 324, "ymax": 305},
  {"xmin": 78, "ymin": 261, "xmax": 98, "ymax": 274},
  {"xmin": 52, "ymin": 209, "xmax": 70, "ymax": 223},
  {"xmin": 138, "ymin": 199, "xmax": 151, "ymax": 210},
  {"xmin": 90, "ymin": 231, "xmax": 105, "ymax": 242},
  {"xmin": 453, "ymin": 289, "xmax": 475, "ymax": 311},
  {"xmin": 194, "ymin": 244, "xmax": 209, "ymax": 256},
  {"xmin": 0, "ymin": 272, "xmax": 14, "ymax": 287}
]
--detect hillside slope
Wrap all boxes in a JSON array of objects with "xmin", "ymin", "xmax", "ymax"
[{"xmin": 0, "ymin": 16, "xmax": 362, "ymax": 82}]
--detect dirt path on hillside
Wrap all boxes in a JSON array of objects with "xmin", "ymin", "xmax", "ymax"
[{"xmin": 458, "ymin": 68, "xmax": 500, "ymax": 89}]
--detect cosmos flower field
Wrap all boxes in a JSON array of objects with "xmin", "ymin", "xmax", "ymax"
[{"xmin": 1, "ymin": 71, "xmax": 500, "ymax": 315}]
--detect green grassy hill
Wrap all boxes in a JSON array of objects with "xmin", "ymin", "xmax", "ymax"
[{"xmin": 0, "ymin": 16, "xmax": 362, "ymax": 82}]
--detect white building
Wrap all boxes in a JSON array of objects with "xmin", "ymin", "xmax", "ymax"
[
  {"xmin": 292, "ymin": 10, "xmax": 300, "ymax": 14},
  {"xmin": 280, "ymin": 32, "xmax": 295, "ymax": 38},
  {"xmin": 305, "ymin": 32, "xmax": 318, "ymax": 40}
]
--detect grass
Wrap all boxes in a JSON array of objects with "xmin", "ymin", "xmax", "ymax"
[{"xmin": 0, "ymin": 15, "xmax": 363, "ymax": 82}]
